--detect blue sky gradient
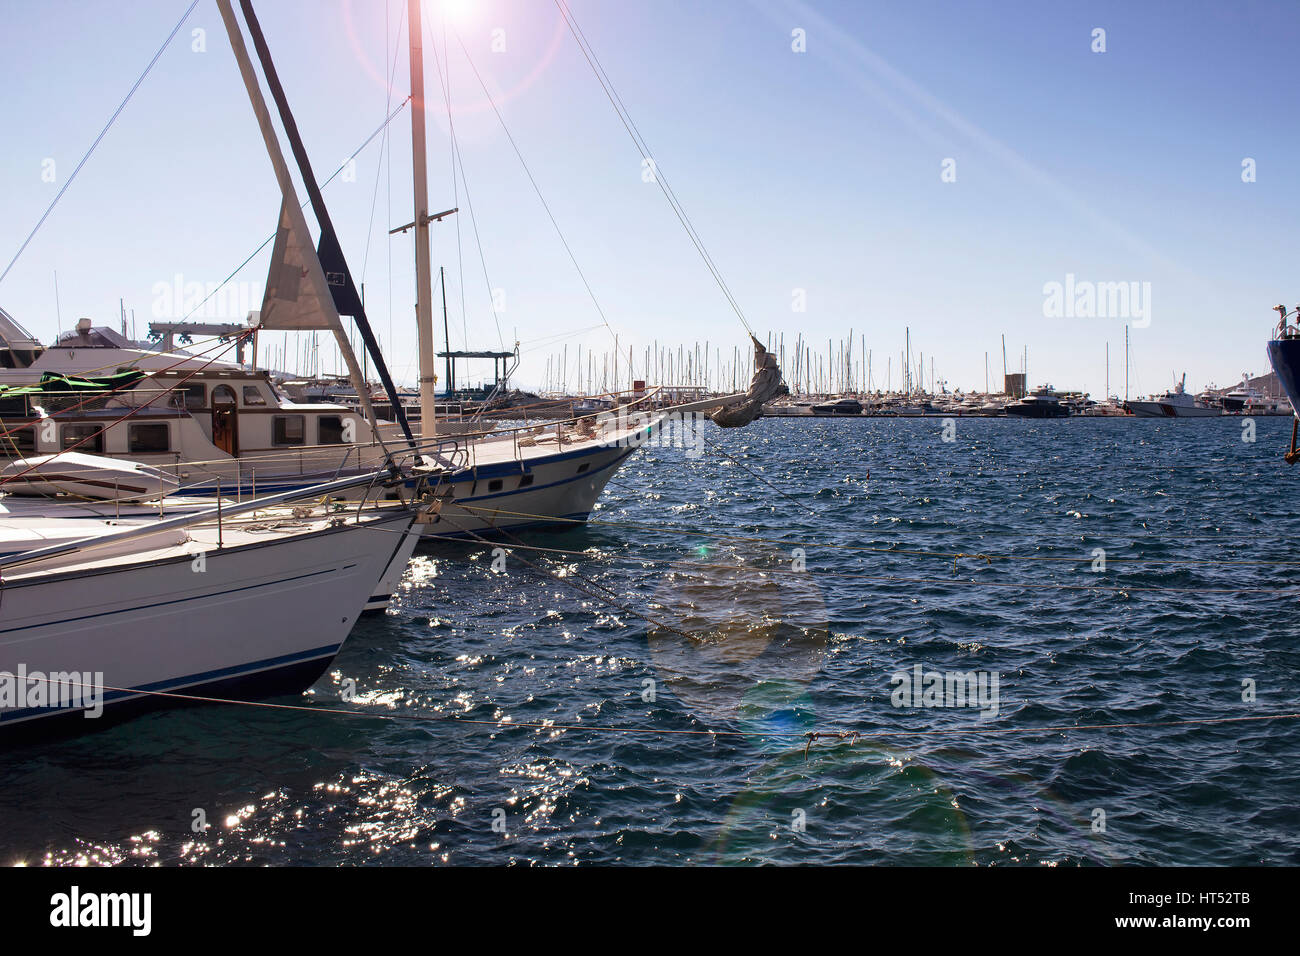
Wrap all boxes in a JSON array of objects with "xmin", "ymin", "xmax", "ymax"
[{"xmin": 1, "ymin": 0, "xmax": 1297, "ymax": 397}]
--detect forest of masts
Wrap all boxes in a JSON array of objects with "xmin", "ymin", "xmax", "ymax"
[
  {"xmin": 252, "ymin": 328, "xmax": 1034, "ymax": 399},
  {"xmin": 536, "ymin": 330, "xmax": 1023, "ymax": 398}
]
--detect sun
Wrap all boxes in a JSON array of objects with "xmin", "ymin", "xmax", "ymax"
[{"xmin": 432, "ymin": 0, "xmax": 477, "ymax": 25}]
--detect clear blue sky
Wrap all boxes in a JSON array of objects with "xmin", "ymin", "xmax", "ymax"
[{"xmin": 2, "ymin": 0, "xmax": 1298, "ymax": 397}]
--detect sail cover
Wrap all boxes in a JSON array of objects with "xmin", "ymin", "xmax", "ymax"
[
  {"xmin": 710, "ymin": 335, "xmax": 788, "ymax": 427},
  {"xmin": 257, "ymin": 199, "xmax": 338, "ymax": 330}
]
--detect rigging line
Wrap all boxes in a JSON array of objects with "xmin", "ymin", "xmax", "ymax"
[
  {"xmin": 445, "ymin": 493, "xmax": 646, "ymax": 607},
  {"xmin": 430, "ymin": 505, "xmax": 703, "ymax": 640},
  {"xmin": 20, "ymin": 673, "xmax": 1300, "ymax": 745},
  {"xmin": 553, "ymin": 0, "xmax": 754, "ymax": 337},
  {"xmin": 361, "ymin": 133, "xmax": 388, "ymax": 289},
  {"xmin": 700, "ymin": 432, "xmax": 820, "ymax": 517},
  {"xmin": 179, "ymin": 97, "xmax": 412, "ymax": 326},
  {"xmin": 360, "ymin": 1, "xmax": 408, "ymax": 289},
  {"xmin": 555, "ymin": 0, "xmax": 731, "ymax": 303},
  {"xmin": 0, "ymin": 0, "xmax": 202, "ymax": 289},
  {"xmin": 447, "ymin": 538, "xmax": 606, "ymax": 559},
  {"xmin": 517, "ymin": 322, "xmax": 607, "ymax": 348},
  {"xmin": 429, "ymin": 18, "xmax": 501, "ymax": 353},
  {"xmin": 438, "ymin": 13, "xmax": 470, "ymax": 351},
  {"xmin": 449, "ymin": 26, "xmax": 622, "ymax": 356}
]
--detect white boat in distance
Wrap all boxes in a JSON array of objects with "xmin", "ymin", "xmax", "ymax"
[
  {"xmin": 1126, "ymin": 375, "xmax": 1222, "ymax": 417},
  {"xmin": 1220, "ymin": 376, "xmax": 1286, "ymax": 415},
  {"xmin": 0, "ymin": 468, "xmax": 422, "ymax": 736}
]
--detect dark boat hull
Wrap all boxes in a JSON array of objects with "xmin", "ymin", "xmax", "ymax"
[
  {"xmin": 1005, "ymin": 402, "xmax": 1068, "ymax": 419},
  {"xmin": 810, "ymin": 400, "xmax": 864, "ymax": 416},
  {"xmin": 1266, "ymin": 339, "xmax": 1300, "ymax": 417}
]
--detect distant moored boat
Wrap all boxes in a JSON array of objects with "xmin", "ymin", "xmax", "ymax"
[{"xmin": 1125, "ymin": 374, "xmax": 1221, "ymax": 418}]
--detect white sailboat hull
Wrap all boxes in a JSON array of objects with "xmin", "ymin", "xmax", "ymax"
[
  {"xmin": 0, "ymin": 508, "xmax": 418, "ymax": 733},
  {"xmin": 418, "ymin": 441, "xmax": 639, "ymax": 538}
]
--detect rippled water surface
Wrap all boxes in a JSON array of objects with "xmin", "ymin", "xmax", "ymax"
[{"xmin": 4, "ymin": 417, "xmax": 1299, "ymax": 865}]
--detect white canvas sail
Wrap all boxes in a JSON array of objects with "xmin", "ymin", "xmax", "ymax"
[{"xmin": 257, "ymin": 199, "xmax": 336, "ymax": 330}]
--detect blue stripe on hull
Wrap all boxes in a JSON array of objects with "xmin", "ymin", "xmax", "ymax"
[{"xmin": 0, "ymin": 643, "xmax": 342, "ymax": 737}]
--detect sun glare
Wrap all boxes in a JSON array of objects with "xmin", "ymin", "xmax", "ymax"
[{"xmin": 433, "ymin": 0, "xmax": 477, "ymax": 25}]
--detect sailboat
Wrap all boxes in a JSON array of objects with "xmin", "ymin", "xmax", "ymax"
[{"xmin": 1, "ymin": 465, "xmax": 422, "ymax": 736}]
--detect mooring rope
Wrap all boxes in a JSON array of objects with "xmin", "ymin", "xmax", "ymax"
[{"xmin": 8, "ymin": 674, "xmax": 1296, "ymax": 760}]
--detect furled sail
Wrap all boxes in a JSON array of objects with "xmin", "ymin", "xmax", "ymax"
[
  {"xmin": 709, "ymin": 335, "xmax": 788, "ymax": 427},
  {"xmin": 256, "ymin": 199, "xmax": 338, "ymax": 330}
]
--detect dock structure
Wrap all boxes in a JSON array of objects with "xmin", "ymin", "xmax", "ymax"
[{"xmin": 436, "ymin": 349, "xmax": 516, "ymax": 397}]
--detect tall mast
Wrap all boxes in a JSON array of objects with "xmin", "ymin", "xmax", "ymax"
[
  {"xmin": 408, "ymin": 0, "xmax": 438, "ymax": 438},
  {"xmin": 905, "ymin": 327, "xmax": 911, "ymax": 394}
]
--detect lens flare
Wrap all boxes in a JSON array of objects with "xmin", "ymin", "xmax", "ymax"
[
  {"xmin": 340, "ymin": 0, "xmax": 569, "ymax": 120},
  {"xmin": 434, "ymin": 0, "xmax": 476, "ymax": 24}
]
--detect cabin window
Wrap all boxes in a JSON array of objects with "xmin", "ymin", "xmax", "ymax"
[
  {"xmin": 128, "ymin": 422, "xmax": 170, "ymax": 453},
  {"xmin": 61, "ymin": 423, "xmax": 104, "ymax": 453},
  {"xmin": 519, "ymin": 473, "xmax": 534, "ymax": 487},
  {"xmin": 487, "ymin": 478, "xmax": 504, "ymax": 492},
  {"xmin": 318, "ymin": 415, "xmax": 348, "ymax": 444},
  {"xmin": 0, "ymin": 426, "xmax": 34, "ymax": 458},
  {"xmin": 242, "ymin": 386, "xmax": 267, "ymax": 407},
  {"xmin": 272, "ymin": 415, "xmax": 306, "ymax": 445},
  {"xmin": 172, "ymin": 383, "xmax": 206, "ymax": 410}
]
